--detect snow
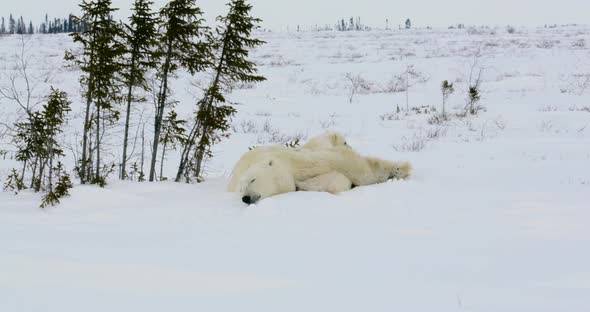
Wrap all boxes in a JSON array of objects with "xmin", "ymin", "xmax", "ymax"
[{"xmin": 1, "ymin": 26, "xmax": 590, "ymax": 311}]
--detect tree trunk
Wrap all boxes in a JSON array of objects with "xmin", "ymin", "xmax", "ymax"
[
  {"xmin": 79, "ymin": 20, "xmax": 97, "ymax": 185},
  {"xmin": 159, "ymin": 138, "xmax": 167, "ymax": 181},
  {"xmin": 36, "ymin": 159, "xmax": 46, "ymax": 192},
  {"xmin": 95, "ymin": 104, "xmax": 101, "ymax": 181},
  {"xmin": 20, "ymin": 159, "xmax": 27, "ymax": 182},
  {"xmin": 140, "ymin": 124, "xmax": 145, "ymax": 180},
  {"xmin": 48, "ymin": 156, "xmax": 54, "ymax": 192},
  {"xmin": 48, "ymin": 139, "xmax": 54, "ymax": 192},
  {"xmin": 80, "ymin": 85, "xmax": 92, "ymax": 184},
  {"xmin": 187, "ymin": 35, "xmax": 229, "ymax": 181},
  {"xmin": 121, "ymin": 55, "xmax": 137, "ymax": 180},
  {"xmin": 30, "ymin": 157, "xmax": 38, "ymax": 189},
  {"xmin": 148, "ymin": 40, "xmax": 173, "ymax": 182},
  {"xmin": 174, "ymin": 120, "xmax": 200, "ymax": 182}
]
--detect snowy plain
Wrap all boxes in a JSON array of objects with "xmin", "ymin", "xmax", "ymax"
[{"xmin": 1, "ymin": 26, "xmax": 590, "ymax": 311}]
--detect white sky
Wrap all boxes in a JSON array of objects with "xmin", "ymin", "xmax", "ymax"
[{"xmin": 2, "ymin": 0, "xmax": 589, "ymax": 30}]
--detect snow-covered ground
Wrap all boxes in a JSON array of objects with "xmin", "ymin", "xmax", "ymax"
[{"xmin": 1, "ymin": 26, "xmax": 589, "ymax": 311}]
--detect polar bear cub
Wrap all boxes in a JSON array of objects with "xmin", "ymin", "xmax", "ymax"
[{"xmin": 302, "ymin": 131, "xmax": 350, "ymax": 150}]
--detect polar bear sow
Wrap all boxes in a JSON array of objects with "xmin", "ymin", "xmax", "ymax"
[{"xmin": 227, "ymin": 134, "xmax": 411, "ymax": 204}]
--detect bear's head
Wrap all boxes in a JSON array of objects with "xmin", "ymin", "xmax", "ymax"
[
  {"xmin": 239, "ymin": 158, "xmax": 296, "ymax": 204},
  {"xmin": 367, "ymin": 158, "xmax": 413, "ymax": 183}
]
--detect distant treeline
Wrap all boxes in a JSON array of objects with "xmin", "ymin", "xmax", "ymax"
[{"xmin": 0, "ymin": 14, "xmax": 89, "ymax": 35}]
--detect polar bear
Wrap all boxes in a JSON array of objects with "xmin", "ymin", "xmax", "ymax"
[
  {"xmin": 227, "ymin": 141, "xmax": 412, "ymax": 204},
  {"xmin": 302, "ymin": 131, "xmax": 350, "ymax": 150},
  {"xmin": 226, "ymin": 131, "xmax": 350, "ymax": 193}
]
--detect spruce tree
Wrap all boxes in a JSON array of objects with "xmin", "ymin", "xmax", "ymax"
[
  {"xmin": 43, "ymin": 88, "xmax": 71, "ymax": 192},
  {"xmin": 148, "ymin": 0, "xmax": 212, "ymax": 182},
  {"xmin": 68, "ymin": 15, "xmax": 74, "ymax": 32},
  {"xmin": 14, "ymin": 111, "xmax": 46, "ymax": 190},
  {"xmin": 466, "ymin": 86, "xmax": 481, "ymax": 115},
  {"xmin": 405, "ymin": 18, "xmax": 412, "ymax": 29},
  {"xmin": 28, "ymin": 21, "xmax": 34, "ymax": 34},
  {"xmin": 9, "ymin": 87, "xmax": 72, "ymax": 205},
  {"xmin": 175, "ymin": 0, "xmax": 265, "ymax": 182},
  {"xmin": 441, "ymin": 80, "xmax": 454, "ymax": 118},
  {"xmin": 120, "ymin": 0, "xmax": 159, "ymax": 180},
  {"xmin": 66, "ymin": 0, "xmax": 125, "ymax": 185},
  {"xmin": 9, "ymin": 14, "xmax": 15, "ymax": 34},
  {"xmin": 16, "ymin": 16, "xmax": 25, "ymax": 34},
  {"xmin": 0, "ymin": 18, "xmax": 6, "ymax": 34},
  {"xmin": 3, "ymin": 169, "xmax": 25, "ymax": 194},
  {"xmin": 41, "ymin": 162, "xmax": 73, "ymax": 208},
  {"xmin": 159, "ymin": 110, "xmax": 186, "ymax": 180}
]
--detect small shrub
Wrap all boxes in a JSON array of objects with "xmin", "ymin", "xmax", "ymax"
[
  {"xmin": 411, "ymin": 105, "xmax": 436, "ymax": 114},
  {"xmin": 393, "ymin": 137, "xmax": 426, "ymax": 152},
  {"xmin": 427, "ymin": 113, "xmax": 449, "ymax": 125},
  {"xmin": 285, "ymin": 138, "xmax": 300, "ymax": 148},
  {"xmin": 40, "ymin": 162, "xmax": 73, "ymax": 208},
  {"xmin": 571, "ymin": 39, "xmax": 586, "ymax": 49},
  {"xmin": 537, "ymin": 40, "xmax": 559, "ymax": 49},
  {"xmin": 345, "ymin": 73, "xmax": 373, "ymax": 103},
  {"xmin": 465, "ymin": 86, "xmax": 482, "ymax": 115},
  {"xmin": 3, "ymin": 169, "xmax": 25, "ymax": 195},
  {"xmin": 441, "ymin": 80, "xmax": 455, "ymax": 117},
  {"xmin": 239, "ymin": 120, "xmax": 257, "ymax": 133}
]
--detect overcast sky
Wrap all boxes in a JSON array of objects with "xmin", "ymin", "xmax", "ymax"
[{"xmin": 4, "ymin": 0, "xmax": 590, "ymax": 31}]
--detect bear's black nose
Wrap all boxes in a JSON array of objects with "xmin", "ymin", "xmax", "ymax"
[{"xmin": 242, "ymin": 195, "xmax": 251, "ymax": 204}]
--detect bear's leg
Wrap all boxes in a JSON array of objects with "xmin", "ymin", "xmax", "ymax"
[
  {"xmin": 390, "ymin": 161, "xmax": 412, "ymax": 180},
  {"xmin": 295, "ymin": 171, "xmax": 353, "ymax": 194}
]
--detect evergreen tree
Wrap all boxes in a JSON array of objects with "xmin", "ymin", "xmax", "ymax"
[
  {"xmin": 3, "ymin": 169, "xmax": 25, "ymax": 194},
  {"xmin": 42, "ymin": 88, "xmax": 72, "ymax": 193},
  {"xmin": 175, "ymin": 0, "xmax": 265, "ymax": 182},
  {"xmin": 466, "ymin": 86, "xmax": 481, "ymax": 115},
  {"xmin": 68, "ymin": 15, "xmax": 74, "ymax": 32},
  {"xmin": 159, "ymin": 110, "xmax": 186, "ymax": 180},
  {"xmin": 120, "ymin": 0, "xmax": 159, "ymax": 180},
  {"xmin": 0, "ymin": 17, "xmax": 6, "ymax": 34},
  {"xmin": 15, "ymin": 16, "xmax": 24, "ymax": 34},
  {"xmin": 9, "ymin": 14, "xmax": 15, "ymax": 34},
  {"xmin": 148, "ymin": 0, "xmax": 212, "ymax": 182},
  {"xmin": 405, "ymin": 18, "xmax": 412, "ymax": 29},
  {"xmin": 441, "ymin": 80, "xmax": 454, "ymax": 117},
  {"xmin": 28, "ymin": 21, "xmax": 34, "ymax": 34},
  {"xmin": 65, "ymin": 0, "xmax": 125, "ymax": 185},
  {"xmin": 40, "ymin": 162, "xmax": 73, "ymax": 208},
  {"xmin": 9, "ymin": 87, "xmax": 72, "ymax": 205},
  {"xmin": 20, "ymin": 16, "xmax": 26, "ymax": 34}
]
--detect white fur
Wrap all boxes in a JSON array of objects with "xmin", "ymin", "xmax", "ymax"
[
  {"xmin": 302, "ymin": 131, "xmax": 349, "ymax": 150},
  {"xmin": 228, "ymin": 134, "xmax": 412, "ymax": 203},
  {"xmin": 296, "ymin": 171, "xmax": 352, "ymax": 194}
]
